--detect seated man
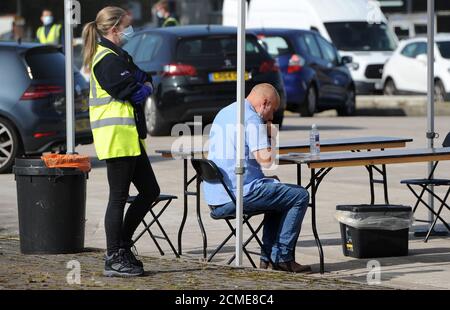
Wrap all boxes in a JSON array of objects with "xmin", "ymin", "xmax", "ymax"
[{"xmin": 203, "ymin": 83, "xmax": 311, "ymax": 273}]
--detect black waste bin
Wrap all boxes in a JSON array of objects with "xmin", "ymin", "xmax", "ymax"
[
  {"xmin": 13, "ymin": 157, "xmax": 88, "ymax": 254},
  {"xmin": 336, "ymin": 205, "xmax": 412, "ymax": 258}
]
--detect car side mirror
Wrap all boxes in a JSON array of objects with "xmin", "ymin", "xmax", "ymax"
[
  {"xmin": 341, "ymin": 56, "xmax": 353, "ymax": 66},
  {"xmin": 416, "ymin": 54, "xmax": 427, "ymax": 65}
]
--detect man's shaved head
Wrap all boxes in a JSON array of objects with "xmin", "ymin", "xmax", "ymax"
[
  {"xmin": 249, "ymin": 83, "xmax": 280, "ymax": 108},
  {"xmin": 247, "ymin": 83, "xmax": 280, "ymax": 122}
]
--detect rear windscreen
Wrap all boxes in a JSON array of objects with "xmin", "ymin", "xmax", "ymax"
[
  {"xmin": 258, "ymin": 36, "xmax": 293, "ymax": 57},
  {"xmin": 176, "ymin": 36, "xmax": 264, "ymax": 61},
  {"xmin": 25, "ymin": 49, "xmax": 67, "ymax": 79}
]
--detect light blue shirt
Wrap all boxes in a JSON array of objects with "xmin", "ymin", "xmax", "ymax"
[{"xmin": 203, "ymin": 100, "xmax": 277, "ymax": 206}]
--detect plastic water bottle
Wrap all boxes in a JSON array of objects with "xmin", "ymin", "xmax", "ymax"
[{"xmin": 310, "ymin": 124, "xmax": 320, "ymax": 156}]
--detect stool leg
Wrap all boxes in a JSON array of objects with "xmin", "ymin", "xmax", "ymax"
[
  {"xmin": 196, "ymin": 177, "xmax": 207, "ymax": 259},
  {"xmin": 141, "ymin": 219, "xmax": 165, "ymax": 256},
  {"xmin": 227, "ymin": 219, "xmax": 263, "ymax": 267},
  {"xmin": 149, "ymin": 208, "xmax": 180, "ymax": 258},
  {"xmin": 208, "ymin": 231, "xmax": 234, "ymax": 262}
]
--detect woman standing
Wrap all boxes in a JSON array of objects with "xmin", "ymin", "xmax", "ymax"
[{"xmin": 82, "ymin": 6, "xmax": 160, "ymax": 277}]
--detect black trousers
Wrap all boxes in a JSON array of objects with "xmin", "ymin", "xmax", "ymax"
[{"xmin": 105, "ymin": 143, "xmax": 160, "ymax": 254}]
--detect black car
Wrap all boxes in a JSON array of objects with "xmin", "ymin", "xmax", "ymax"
[
  {"xmin": 252, "ymin": 28, "xmax": 356, "ymax": 117},
  {"xmin": 123, "ymin": 25, "xmax": 286, "ymax": 136},
  {"xmin": 0, "ymin": 42, "xmax": 92, "ymax": 173}
]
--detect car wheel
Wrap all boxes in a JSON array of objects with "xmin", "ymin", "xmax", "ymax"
[
  {"xmin": 435, "ymin": 80, "xmax": 447, "ymax": 103},
  {"xmin": 0, "ymin": 117, "xmax": 21, "ymax": 174},
  {"xmin": 384, "ymin": 79, "xmax": 397, "ymax": 96},
  {"xmin": 299, "ymin": 85, "xmax": 316, "ymax": 117},
  {"xmin": 145, "ymin": 96, "xmax": 172, "ymax": 136},
  {"xmin": 337, "ymin": 88, "xmax": 356, "ymax": 116}
]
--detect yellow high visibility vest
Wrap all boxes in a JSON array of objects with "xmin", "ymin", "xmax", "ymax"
[
  {"xmin": 36, "ymin": 24, "xmax": 62, "ymax": 44},
  {"xmin": 89, "ymin": 45, "xmax": 143, "ymax": 160},
  {"xmin": 162, "ymin": 17, "xmax": 179, "ymax": 27}
]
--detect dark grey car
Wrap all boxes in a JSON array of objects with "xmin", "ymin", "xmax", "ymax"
[
  {"xmin": 123, "ymin": 25, "xmax": 286, "ymax": 136},
  {"xmin": 0, "ymin": 42, "xmax": 92, "ymax": 173}
]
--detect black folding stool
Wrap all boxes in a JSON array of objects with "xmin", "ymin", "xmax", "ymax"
[
  {"xmin": 129, "ymin": 194, "xmax": 180, "ymax": 257},
  {"xmin": 400, "ymin": 132, "xmax": 450, "ymax": 242}
]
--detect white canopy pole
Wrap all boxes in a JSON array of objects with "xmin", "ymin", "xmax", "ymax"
[
  {"xmin": 427, "ymin": 0, "xmax": 435, "ymax": 226},
  {"xmin": 64, "ymin": 0, "xmax": 75, "ymax": 154},
  {"xmin": 235, "ymin": 0, "xmax": 246, "ymax": 267}
]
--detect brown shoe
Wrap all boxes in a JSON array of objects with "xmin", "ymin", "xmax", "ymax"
[
  {"xmin": 259, "ymin": 260, "xmax": 274, "ymax": 270},
  {"xmin": 274, "ymin": 261, "xmax": 312, "ymax": 273}
]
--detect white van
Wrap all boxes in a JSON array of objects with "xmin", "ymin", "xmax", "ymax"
[{"xmin": 223, "ymin": 0, "xmax": 399, "ymax": 94}]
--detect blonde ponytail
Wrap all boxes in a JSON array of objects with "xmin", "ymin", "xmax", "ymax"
[
  {"xmin": 82, "ymin": 21, "xmax": 98, "ymax": 70},
  {"xmin": 81, "ymin": 6, "xmax": 127, "ymax": 70}
]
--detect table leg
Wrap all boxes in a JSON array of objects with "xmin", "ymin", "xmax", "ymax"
[
  {"xmin": 367, "ymin": 165, "xmax": 375, "ymax": 204},
  {"xmin": 310, "ymin": 168, "xmax": 325, "ymax": 274},
  {"xmin": 177, "ymin": 158, "xmax": 188, "ymax": 255},
  {"xmin": 381, "ymin": 164, "xmax": 390, "ymax": 204},
  {"xmin": 297, "ymin": 163, "xmax": 302, "ymax": 186},
  {"xmin": 354, "ymin": 149, "xmax": 390, "ymax": 205},
  {"xmin": 366, "ymin": 164, "xmax": 390, "ymax": 205},
  {"xmin": 380, "ymin": 148, "xmax": 389, "ymax": 204}
]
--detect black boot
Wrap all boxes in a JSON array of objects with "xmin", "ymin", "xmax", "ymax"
[{"xmin": 103, "ymin": 249, "xmax": 144, "ymax": 277}]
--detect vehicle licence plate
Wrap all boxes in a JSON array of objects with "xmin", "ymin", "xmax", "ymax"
[{"xmin": 208, "ymin": 71, "xmax": 251, "ymax": 83}]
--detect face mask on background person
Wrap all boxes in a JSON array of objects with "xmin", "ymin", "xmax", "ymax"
[
  {"xmin": 156, "ymin": 10, "xmax": 164, "ymax": 19},
  {"xmin": 119, "ymin": 25, "xmax": 134, "ymax": 44},
  {"xmin": 43, "ymin": 15, "xmax": 53, "ymax": 26}
]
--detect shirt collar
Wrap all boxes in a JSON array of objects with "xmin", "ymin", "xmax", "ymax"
[
  {"xmin": 99, "ymin": 36, "xmax": 125, "ymax": 57},
  {"xmin": 245, "ymin": 99, "xmax": 255, "ymax": 112}
]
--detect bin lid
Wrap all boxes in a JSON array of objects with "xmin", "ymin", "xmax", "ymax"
[
  {"xmin": 13, "ymin": 157, "xmax": 86, "ymax": 176},
  {"xmin": 336, "ymin": 204, "xmax": 412, "ymax": 213}
]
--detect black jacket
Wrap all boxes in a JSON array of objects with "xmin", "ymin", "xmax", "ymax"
[{"xmin": 93, "ymin": 37, "xmax": 151, "ymax": 139}]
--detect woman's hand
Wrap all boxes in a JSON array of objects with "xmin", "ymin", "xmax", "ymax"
[{"xmin": 130, "ymin": 83, "xmax": 153, "ymax": 104}]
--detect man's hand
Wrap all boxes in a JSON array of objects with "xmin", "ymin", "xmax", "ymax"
[{"xmin": 253, "ymin": 148, "xmax": 274, "ymax": 169}]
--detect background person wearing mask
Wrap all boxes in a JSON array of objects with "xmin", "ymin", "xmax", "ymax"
[
  {"xmin": 36, "ymin": 9, "xmax": 63, "ymax": 45},
  {"xmin": 153, "ymin": 0, "xmax": 179, "ymax": 27},
  {"xmin": 82, "ymin": 6, "xmax": 160, "ymax": 277}
]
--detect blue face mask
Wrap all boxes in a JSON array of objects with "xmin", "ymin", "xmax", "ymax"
[
  {"xmin": 156, "ymin": 11, "xmax": 164, "ymax": 19},
  {"xmin": 119, "ymin": 25, "xmax": 134, "ymax": 44},
  {"xmin": 43, "ymin": 16, "xmax": 53, "ymax": 26}
]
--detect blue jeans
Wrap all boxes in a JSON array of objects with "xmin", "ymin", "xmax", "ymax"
[{"xmin": 210, "ymin": 182, "xmax": 309, "ymax": 263}]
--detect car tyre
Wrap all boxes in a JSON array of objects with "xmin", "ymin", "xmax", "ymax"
[
  {"xmin": 145, "ymin": 96, "xmax": 172, "ymax": 136},
  {"xmin": 299, "ymin": 85, "xmax": 317, "ymax": 117},
  {"xmin": 337, "ymin": 88, "xmax": 356, "ymax": 116},
  {"xmin": 435, "ymin": 80, "xmax": 447, "ymax": 103},
  {"xmin": 383, "ymin": 78, "xmax": 397, "ymax": 96},
  {"xmin": 0, "ymin": 117, "xmax": 22, "ymax": 174}
]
